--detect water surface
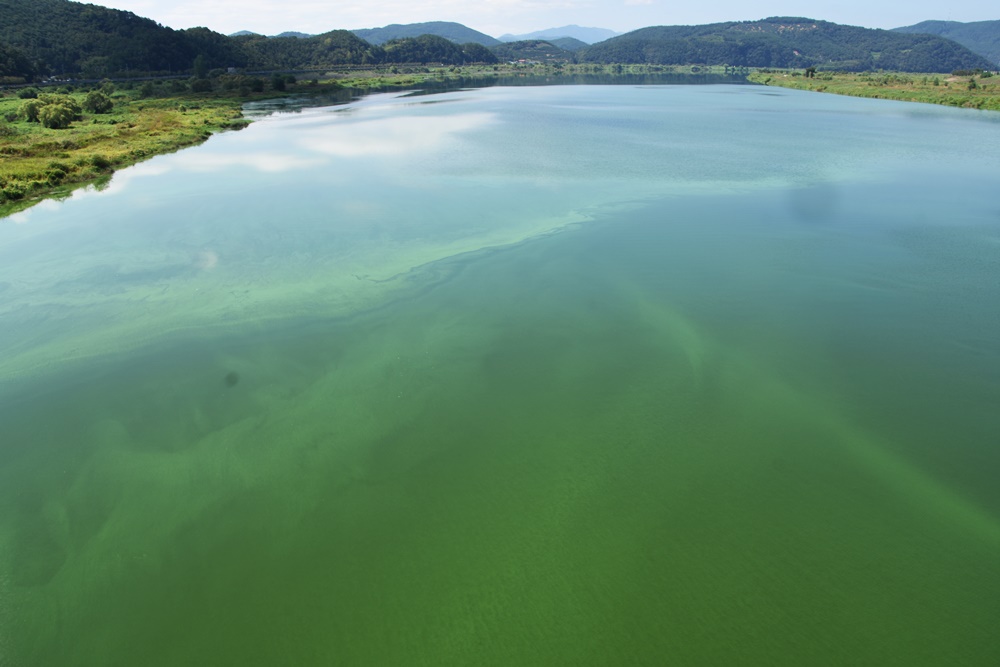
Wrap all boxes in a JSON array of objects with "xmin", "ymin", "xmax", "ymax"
[{"xmin": 1, "ymin": 84, "xmax": 999, "ymax": 665}]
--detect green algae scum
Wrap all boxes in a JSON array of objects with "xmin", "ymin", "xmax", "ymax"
[{"xmin": 1, "ymin": 84, "xmax": 999, "ymax": 665}]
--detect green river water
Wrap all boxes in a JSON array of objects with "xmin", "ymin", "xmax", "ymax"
[{"xmin": 1, "ymin": 83, "xmax": 998, "ymax": 665}]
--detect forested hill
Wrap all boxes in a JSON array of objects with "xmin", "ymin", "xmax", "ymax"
[
  {"xmin": 581, "ymin": 17, "xmax": 996, "ymax": 72},
  {"xmin": 894, "ymin": 20, "xmax": 1000, "ymax": 65},
  {"xmin": 352, "ymin": 22, "xmax": 499, "ymax": 47},
  {"xmin": 491, "ymin": 41, "xmax": 573, "ymax": 63},
  {"xmin": 0, "ymin": 41, "xmax": 39, "ymax": 80},
  {"xmin": 0, "ymin": 0, "xmax": 242, "ymax": 76},
  {"xmin": 0, "ymin": 1, "xmax": 494, "ymax": 77},
  {"xmin": 3, "ymin": 2, "xmax": 996, "ymax": 79}
]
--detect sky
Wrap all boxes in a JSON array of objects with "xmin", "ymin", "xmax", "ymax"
[{"xmin": 95, "ymin": 0, "xmax": 998, "ymax": 38}]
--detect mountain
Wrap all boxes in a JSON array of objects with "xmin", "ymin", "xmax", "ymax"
[
  {"xmin": 549, "ymin": 37, "xmax": 589, "ymax": 52},
  {"xmin": 499, "ymin": 25, "xmax": 619, "ymax": 44},
  {"xmin": 352, "ymin": 22, "xmax": 499, "ymax": 47},
  {"xmin": 893, "ymin": 20, "xmax": 1000, "ymax": 65},
  {"xmin": 580, "ymin": 17, "xmax": 995, "ymax": 72},
  {"xmin": 382, "ymin": 34, "xmax": 497, "ymax": 65},
  {"xmin": 275, "ymin": 31, "xmax": 314, "ymax": 39},
  {"xmin": 491, "ymin": 40, "xmax": 573, "ymax": 63},
  {"xmin": 0, "ymin": 0, "xmax": 242, "ymax": 76},
  {"xmin": 233, "ymin": 30, "xmax": 380, "ymax": 69}
]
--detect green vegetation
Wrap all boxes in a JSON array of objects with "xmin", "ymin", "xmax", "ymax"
[
  {"xmin": 0, "ymin": 0, "xmax": 243, "ymax": 78},
  {"xmin": 581, "ymin": 17, "xmax": 995, "ymax": 72},
  {"xmin": 5, "ymin": 3, "xmax": 996, "ymax": 81},
  {"xmin": 747, "ymin": 69, "xmax": 1000, "ymax": 110},
  {"xmin": 0, "ymin": 1, "xmax": 501, "ymax": 79},
  {"xmin": 894, "ymin": 20, "xmax": 1000, "ymax": 66},
  {"xmin": 492, "ymin": 40, "xmax": 573, "ymax": 63},
  {"xmin": 382, "ymin": 35, "xmax": 498, "ymax": 65},
  {"xmin": 0, "ymin": 81, "xmax": 259, "ymax": 214}
]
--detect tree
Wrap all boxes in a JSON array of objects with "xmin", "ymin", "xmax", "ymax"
[
  {"xmin": 38, "ymin": 102, "xmax": 77, "ymax": 128},
  {"xmin": 83, "ymin": 90, "xmax": 113, "ymax": 113},
  {"xmin": 193, "ymin": 53, "xmax": 207, "ymax": 78}
]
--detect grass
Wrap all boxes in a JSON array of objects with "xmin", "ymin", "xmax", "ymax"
[{"xmin": 747, "ymin": 69, "xmax": 1000, "ymax": 111}]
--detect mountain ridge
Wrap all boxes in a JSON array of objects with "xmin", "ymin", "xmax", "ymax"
[
  {"xmin": 580, "ymin": 17, "xmax": 994, "ymax": 72},
  {"xmin": 499, "ymin": 25, "xmax": 618, "ymax": 44},
  {"xmin": 351, "ymin": 21, "xmax": 499, "ymax": 47},
  {"xmin": 893, "ymin": 20, "xmax": 1000, "ymax": 65}
]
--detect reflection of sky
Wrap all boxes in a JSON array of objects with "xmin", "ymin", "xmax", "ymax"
[{"xmin": 302, "ymin": 113, "xmax": 496, "ymax": 157}]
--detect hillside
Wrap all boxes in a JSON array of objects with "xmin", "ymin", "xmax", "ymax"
[
  {"xmin": 1, "ymin": 41, "xmax": 38, "ymax": 80},
  {"xmin": 581, "ymin": 17, "xmax": 995, "ymax": 72},
  {"xmin": 382, "ymin": 35, "xmax": 497, "ymax": 65},
  {"xmin": 549, "ymin": 37, "xmax": 589, "ymax": 52},
  {"xmin": 0, "ymin": 0, "xmax": 242, "ymax": 76},
  {"xmin": 499, "ymin": 25, "xmax": 618, "ymax": 44},
  {"xmin": 352, "ymin": 22, "xmax": 499, "ymax": 47},
  {"xmin": 894, "ymin": 20, "xmax": 1000, "ymax": 65},
  {"xmin": 233, "ymin": 30, "xmax": 380, "ymax": 69},
  {"xmin": 491, "ymin": 40, "xmax": 573, "ymax": 63}
]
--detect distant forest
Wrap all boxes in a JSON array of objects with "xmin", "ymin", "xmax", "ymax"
[
  {"xmin": 894, "ymin": 20, "xmax": 1000, "ymax": 66},
  {"xmin": 0, "ymin": 1, "xmax": 995, "ymax": 81}
]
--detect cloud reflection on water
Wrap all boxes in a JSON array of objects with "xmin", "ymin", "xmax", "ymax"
[{"xmin": 302, "ymin": 112, "xmax": 496, "ymax": 157}]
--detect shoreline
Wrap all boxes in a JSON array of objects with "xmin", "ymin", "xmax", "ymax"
[{"xmin": 747, "ymin": 69, "xmax": 1000, "ymax": 111}]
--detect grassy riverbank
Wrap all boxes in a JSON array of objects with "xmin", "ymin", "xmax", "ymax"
[
  {"xmin": 0, "ymin": 82, "xmax": 302, "ymax": 216},
  {"xmin": 747, "ymin": 69, "xmax": 1000, "ymax": 111}
]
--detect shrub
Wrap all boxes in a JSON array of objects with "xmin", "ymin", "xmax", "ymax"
[
  {"xmin": 83, "ymin": 91, "xmax": 114, "ymax": 113},
  {"xmin": 90, "ymin": 154, "xmax": 112, "ymax": 170},
  {"xmin": 1, "ymin": 182, "xmax": 27, "ymax": 202},
  {"xmin": 21, "ymin": 98, "xmax": 44, "ymax": 122},
  {"xmin": 39, "ymin": 103, "xmax": 77, "ymax": 129},
  {"xmin": 191, "ymin": 78, "xmax": 213, "ymax": 93},
  {"xmin": 17, "ymin": 87, "xmax": 38, "ymax": 99}
]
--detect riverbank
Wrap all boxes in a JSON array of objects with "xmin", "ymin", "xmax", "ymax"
[{"xmin": 747, "ymin": 70, "xmax": 1000, "ymax": 111}]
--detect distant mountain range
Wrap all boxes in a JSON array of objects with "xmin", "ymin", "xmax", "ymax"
[
  {"xmin": 1, "ymin": 1, "xmax": 996, "ymax": 80},
  {"xmin": 894, "ymin": 20, "xmax": 1000, "ymax": 65},
  {"xmin": 499, "ymin": 25, "xmax": 619, "ymax": 44},
  {"xmin": 581, "ymin": 17, "xmax": 994, "ymax": 72}
]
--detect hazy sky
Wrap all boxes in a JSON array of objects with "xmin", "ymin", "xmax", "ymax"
[{"xmin": 95, "ymin": 1, "xmax": 998, "ymax": 38}]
